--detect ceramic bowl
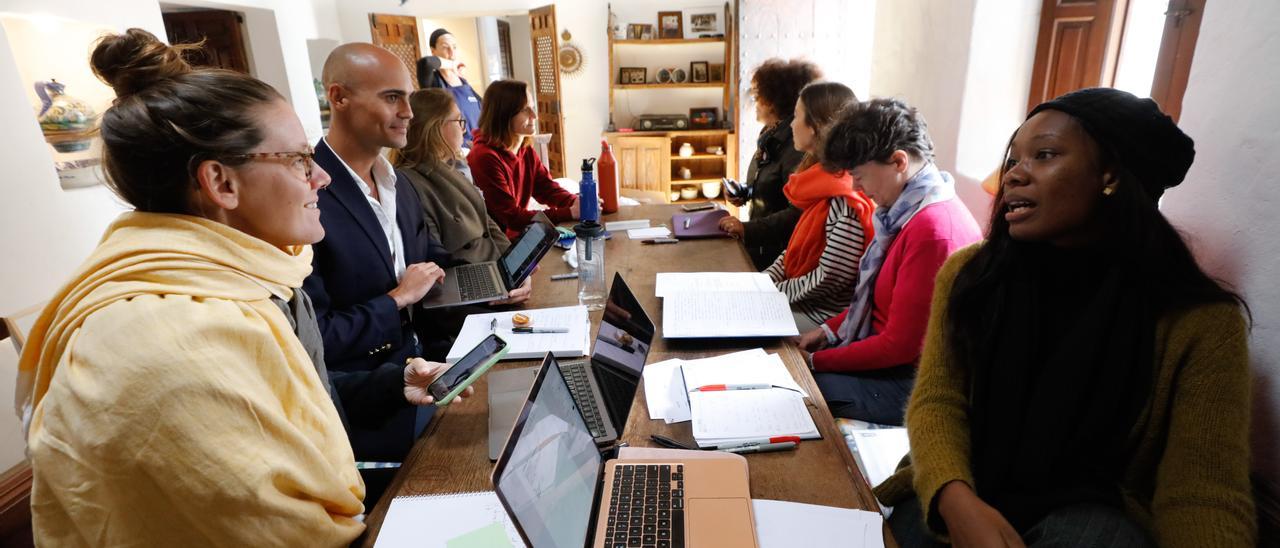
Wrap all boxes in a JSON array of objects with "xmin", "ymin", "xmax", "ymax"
[
  {"xmin": 702, "ymin": 182, "xmax": 721, "ymax": 199},
  {"xmin": 680, "ymin": 186, "xmax": 699, "ymax": 200}
]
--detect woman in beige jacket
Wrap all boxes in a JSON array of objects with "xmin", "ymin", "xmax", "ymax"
[{"xmin": 395, "ymin": 89, "xmax": 511, "ymax": 264}]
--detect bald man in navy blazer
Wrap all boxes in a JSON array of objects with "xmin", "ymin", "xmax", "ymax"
[{"xmin": 304, "ymin": 44, "xmax": 455, "ymax": 470}]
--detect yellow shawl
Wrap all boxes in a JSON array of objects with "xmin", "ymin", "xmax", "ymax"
[{"xmin": 17, "ymin": 212, "xmax": 365, "ymax": 546}]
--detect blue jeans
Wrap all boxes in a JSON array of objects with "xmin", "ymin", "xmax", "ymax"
[
  {"xmin": 814, "ymin": 364, "xmax": 916, "ymax": 426},
  {"xmin": 888, "ymin": 494, "xmax": 1154, "ymax": 548}
]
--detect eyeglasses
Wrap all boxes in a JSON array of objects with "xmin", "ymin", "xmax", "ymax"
[
  {"xmin": 223, "ymin": 147, "xmax": 317, "ymax": 179},
  {"xmin": 445, "ymin": 118, "xmax": 467, "ymax": 130}
]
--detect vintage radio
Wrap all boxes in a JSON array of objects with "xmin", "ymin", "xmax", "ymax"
[{"xmin": 633, "ymin": 114, "xmax": 690, "ymax": 131}]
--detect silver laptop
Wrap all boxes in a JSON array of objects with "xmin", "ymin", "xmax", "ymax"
[
  {"xmin": 487, "ymin": 273, "xmax": 655, "ymax": 460},
  {"xmin": 419, "ymin": 221, "xmax": 558, "ymax": 309},
  {"xmin": 491, "ymin": 353, "xmax": 758, "ymax": 548}
]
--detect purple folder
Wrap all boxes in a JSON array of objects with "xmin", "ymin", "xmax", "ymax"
[{"xmin": 673, "ymin": 209, "xmax": 732, "ymax": 239}]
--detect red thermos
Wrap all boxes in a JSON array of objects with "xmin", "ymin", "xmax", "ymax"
[{"xmin": 598, "ymin": 139, "xmax": 620, "ymax": 214}]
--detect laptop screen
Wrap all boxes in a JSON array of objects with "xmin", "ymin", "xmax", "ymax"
[
  {"xmin": 494, "ymin": 355, "xmax": 601, "ymax": 548},
  {"xmin": 594, "ymin": 273, "xmax": 655, "ymax": 376},
  {"xmin": 501, "ymin": 222, "xmax": 553, "ymax": 285}
]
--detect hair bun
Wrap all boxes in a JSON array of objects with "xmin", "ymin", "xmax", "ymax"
[{"xmin": 91, "ymin": 28, "xmax": 193, "ymax": 98}]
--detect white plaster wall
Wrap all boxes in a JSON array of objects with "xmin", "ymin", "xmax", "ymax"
[
  {"xmin": 1157, "ymin": 0, "xmax": 1280, "ymax": 505},
  {"xmin": 503, "ymin": 14, "xmax": 535, "ymax": 87},
  {"xmin": 737, "ymin": 0, "xmax": 877, "ymax": 188}
]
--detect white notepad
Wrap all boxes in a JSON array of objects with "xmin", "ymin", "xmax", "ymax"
[
  {"xmin": 688, "ymin": 388, "xmax": 820, "ymax": 447},
  {"xmin": 373, "ymin": 491, "xmax": 522, "ymax": 548},
  {"xmin": 654, "ymin": 272, "xmax": 776, "ymax": 297},
  {"xmin": 446, "ymin": 305, "xmax": 591, "ymax": 363},
  {"xmin": 661, "ymin": 291, "xmax": 799, "ymax": 338},
  {"xmin": 752, "ymin": 499, "xmax": 885, "ymax": 548}
]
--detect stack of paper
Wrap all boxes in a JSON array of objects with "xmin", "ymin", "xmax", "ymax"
[
  {"xmin": 627, "ymin": 226, "xmax": 672, "ymax": 239},
  {"xmin": 752, "ymin": 499, "xmax": 885, "ymax": 548},
  {"xmin": 655, "ymin": 273, "xmax": 798, "ymax": 338},
  {"xmin": 689, "ymin": 388, "xmax": 820, "ymax": 447},
  {"xmin": 445, "ymin": 305, "xmax": 590, "ymax": 363},
  {"xmin": 847, "ymin": 428, "xmax": 910, "ymax": 489},
  {"xmin": 644, "ymin": 349, "xmax": 779, "ymax": 423}
]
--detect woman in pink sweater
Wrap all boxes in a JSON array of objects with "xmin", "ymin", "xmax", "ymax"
[{"xmin": 793, "ymin": 98, "xmax": 981, "ymax": 425}]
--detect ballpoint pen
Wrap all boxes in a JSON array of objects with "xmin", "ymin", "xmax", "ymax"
[
  {"xmin": 720, "ymin": 441, "xmax": 797, "ymax": 454},
  {"xmin": 650, "ymin": 434, "xmax": 698, "ymax": 451},
  {"xmin": 511, "ymin": 326, "xmax": 569, "ymax": 333},
  {"xmin": 550, "ymin": 272, "xmax": 579, "ymax": 280},
  {"xmin": 683, "ymin": 218, "xmax": 690, "ymax": 229}
]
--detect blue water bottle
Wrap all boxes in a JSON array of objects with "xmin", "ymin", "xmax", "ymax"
[{"xmin": 574, "ymin": 157, "xmax": 605, "ymax": 310}]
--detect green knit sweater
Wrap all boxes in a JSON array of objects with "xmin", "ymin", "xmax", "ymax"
[{"xmin": 875, "ymin": 244, "xmax": 1256, "ymax": 546}]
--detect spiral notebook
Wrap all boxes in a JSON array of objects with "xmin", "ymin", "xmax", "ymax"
[{"xmin": 373, "ymin": 490, "xmax": 522, "ymax": 548}]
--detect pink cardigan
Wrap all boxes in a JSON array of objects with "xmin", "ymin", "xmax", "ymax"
[{"xmin": 812, "ymin": 198, "xmax": 981, "ymax": 373}]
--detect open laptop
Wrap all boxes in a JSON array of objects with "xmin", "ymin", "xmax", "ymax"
[
  {"xmin": 487, "ymin": 273, "xmax": 655, "ymax": 459},
  {"xmin": 492, "ymin": 353, "xmax": 758, "ymax": 548},
  {"xmin": 420, "ymin": 220, "xmax": 559, "ymax": 309}
]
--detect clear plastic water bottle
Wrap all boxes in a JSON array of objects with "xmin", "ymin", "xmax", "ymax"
[{"xmin": 575, "ymin": 157, "xmax": 606, "ymax": 310}]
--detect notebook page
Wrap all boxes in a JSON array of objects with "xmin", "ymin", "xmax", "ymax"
[
  {"xmin": 680, "ymin": 352, "xmax": 807, "ymax": 397},
  {"xmin": 447, "ymin": 305, "xmax": 591, "ymax": 362},
  {"xmin": 752, "ymin": 499, "xmax": 885, "ymax": 548},
  {"xmin": 662, "ymin": 291, "xmax": 799, "ymax": 338},
  {"xmin": 374, "ymin": 491, "xmax": 522, "ymax": 548},
  {"xmin": 654, "ymin": 272, "xmax": 775, "ymax": 297},
  {"xmin": 689, "ymin": 389, "xmax": 818, "ymax": 444}
]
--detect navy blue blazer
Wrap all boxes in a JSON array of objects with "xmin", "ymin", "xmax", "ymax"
[{"xmin": 303, "ymin": 138, "xmax": 452, "ymax": 373}]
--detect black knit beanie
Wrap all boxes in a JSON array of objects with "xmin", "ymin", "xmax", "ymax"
[{"xmin": 1029, "ymin": 87, "xmax": 1194, "ymax": 201}]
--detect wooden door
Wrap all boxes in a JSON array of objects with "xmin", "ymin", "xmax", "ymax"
[
  {"xmin": 1149, "ymin": 0, "xmax": 1205, "ymax": 121},
  {"xmin": 1026, "ymin": 0, "xmax": 1128, "ymax": 111},
  {"xmin": 613, "ymin": 136, "xmax": 669, "ymax": 193},
  {"xmin": 162, "ymin": 10, "xmax": 249, "ymax": 73},
  {"xmin": 529, "ymin": 5, "xmax": 566, "ymax": 178},
  {"xmin": 369, "ymin": 14, "xmax": 421, "ymax": 85}
]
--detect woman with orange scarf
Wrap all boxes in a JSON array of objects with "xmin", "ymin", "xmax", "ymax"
[{"xmin": 764, "ymin": 82, "xmax": 874, "ymax": 331}]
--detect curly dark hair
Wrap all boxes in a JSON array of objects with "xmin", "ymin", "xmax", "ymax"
[
  {"xmin": 822, "ymin": 97, "xmax": 934, "ymax": 172},
  {"xmin": 750, "ymin": 58, "xmax": 822, "ymax": 121}
]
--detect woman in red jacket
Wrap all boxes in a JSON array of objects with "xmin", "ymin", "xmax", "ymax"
[
  {"xmin": 793, "ymin": 98, "xmax": 981, "ymax": 426},
  {"xmin": 467, "ymin": 80, "xmax": 579, "ymax": 237}
]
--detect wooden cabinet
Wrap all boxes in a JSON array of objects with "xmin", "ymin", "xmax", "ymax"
[
  {"xmin": 607, "ymin": 129, "xmax": 736, "ymax": 203},
  {"xmin": 612, "ymin": 136, "xmax": 669, "ymax": 192}
]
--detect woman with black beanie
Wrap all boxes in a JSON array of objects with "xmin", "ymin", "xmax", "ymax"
[{"xmin": 877, "ymin": 88, "xmax": 1255, "ymax": 547}]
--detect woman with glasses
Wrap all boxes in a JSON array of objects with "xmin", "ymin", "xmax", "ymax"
[
  {"xmin": 395, "ymin": 89, "xmax": 512, "ymax": 264},
  {"xmin": 15, "ymin": 29, "xmax": 468, "ymax": 545},
  {"xmin": 718, "ymin": 58, "xmax": 822, "ymax": 270},
  {"xmin": 468, "ymin": 79, "xmax": 580, "ymax": 237}
]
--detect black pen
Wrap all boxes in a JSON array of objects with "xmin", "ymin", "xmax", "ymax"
[{"xmin": 650, "ymin": 434, "xmax": 698, "ymax": 451}]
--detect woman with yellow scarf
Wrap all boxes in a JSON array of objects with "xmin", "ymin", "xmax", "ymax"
[{"xmin": 15, "ymin": 29, "xmax": 465, "ymax": 546}]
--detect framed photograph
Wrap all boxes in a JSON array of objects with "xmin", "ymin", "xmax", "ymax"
[
  {"xmin": 626, "ymin": 24, "xmax": 653, "ymax": 40},
  {"xmin": 619, "ymin": 67, "xmax": 647, "ymax": 85},
  {"xmin": 708, "ymin": 63, "xmax": 725, "ymax": 83},
  {"xmin": 684, "ymin": 6, "xmax": 726, "ymax": 36},
  {"xmin": 657, "ymin": 11, "xmax": 684, "ymax": 39},
  {"xmin": 689, "ymin": 107, "xmax": 718, "ymax": 129},
  {"xmin": 690, "ymin": 61, "xmax": 709, "ymax": 83}
]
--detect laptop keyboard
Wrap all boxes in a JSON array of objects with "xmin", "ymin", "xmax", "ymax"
[
  {"xmin": 455, "ymin": 263, "xmax": 500, "ymax": 301},
  {"xmin": 561, "ymin": 361, "xmax": 607, "ymax": 438},
  {"xmin": 605, "ymin": 464, "xmax": 685, "ymax": 548}
]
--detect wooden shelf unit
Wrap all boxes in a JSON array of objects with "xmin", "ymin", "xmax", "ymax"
[
  {"xmin": 605, "ymin": 129, "xmax": 736, "ymax": 203},
  {"xmin": 607, "ymin": 3, "xmax": 737, "ymax": 204}
]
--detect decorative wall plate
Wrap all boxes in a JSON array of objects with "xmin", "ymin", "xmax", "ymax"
[{"xmin": 558, "ymin": 30, "xmax": 585, "ymax": 76}]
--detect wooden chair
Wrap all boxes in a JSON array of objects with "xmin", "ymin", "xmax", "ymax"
[{"xmin": 0, "ymin": 303, "xmax": 42, "ymax": 548}]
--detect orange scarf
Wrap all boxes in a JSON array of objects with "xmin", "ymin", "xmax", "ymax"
[{"xmin": 781, "ymin": 164, "xmax": 875, "ymax": 278}]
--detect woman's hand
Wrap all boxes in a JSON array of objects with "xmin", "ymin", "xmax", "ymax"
[
  {"xmin": 402, "ymin": 358, "xmax": 475, "ymax": 405},
  {"xmin": 718, "ymin": 216, "xmax": 744, "ymax": 239},
  {"xmin": 938, "ymin": 481, "xmax": 1026, "ymax": 548},
  {"xmin": 570, "ymin": 197, "xmax": 581, "ymax": 220},
  {"xmin": 490, "ymin": 277, "xmax": 532, "ymax": 306},
  {"xmin": 791, "ymin": 327, "xmax": 830, "ymax": 353}
]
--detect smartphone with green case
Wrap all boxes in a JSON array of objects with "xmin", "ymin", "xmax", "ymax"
[{"xmin": 428, "ymin": 334, "xmax": 509, "ymax": 406}]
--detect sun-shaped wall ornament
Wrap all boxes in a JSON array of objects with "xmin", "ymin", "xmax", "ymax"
[{"xmin": 558, "ymin": 29, "xmax": 585, "ymax": 77}]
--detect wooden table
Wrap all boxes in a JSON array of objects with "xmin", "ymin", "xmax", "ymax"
[{"xmin": 362, "ymin": 204, "xmax": 893, "ymax": 546}]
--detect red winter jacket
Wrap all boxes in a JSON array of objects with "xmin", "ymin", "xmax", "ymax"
[{"xmin": 466, "ymin": 131, "xmax": 576, "ymax": 237}]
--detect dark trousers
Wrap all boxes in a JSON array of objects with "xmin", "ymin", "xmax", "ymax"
[
  {"xmin": 814, "ymin": 364, "xmax": 916, "ymax": 426},
  {"xmin": 888, "ymin": 494, "xmax": 1154, "ymax": 548}
]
